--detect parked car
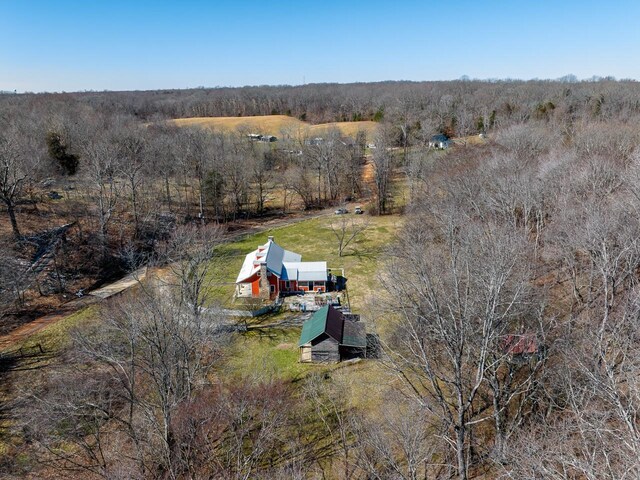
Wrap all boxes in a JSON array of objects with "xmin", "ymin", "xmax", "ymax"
[
  {"xmin": 335, "ymin": 207, "xmax": 348, "ymax": 215},
  {"xmin": 354, "ymin": 206, "xmax": 364, "ymax": 214}
]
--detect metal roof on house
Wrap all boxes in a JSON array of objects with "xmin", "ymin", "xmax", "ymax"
[
  {"xmin": 431, "ymin": 134, "xmax": 450, "ymax": 142},
  {"xmin": 299, "ymin": 306, "xmax": 331, "ymax": 346},
  {"xmin": 282, "ymin": 261, "xmax": 327, "ymax": 282},
  {"xmin": 235, "ymin": 237, "xmax": 301, "ymax": 283},
  {"xmin": 298, "ymin": 305, "xmax": 366, "ymax": 348}
]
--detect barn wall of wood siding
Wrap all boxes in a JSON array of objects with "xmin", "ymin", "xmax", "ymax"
[{"xmin": 311, "ymin": 334, "xmax": 340, "ymax": 362}]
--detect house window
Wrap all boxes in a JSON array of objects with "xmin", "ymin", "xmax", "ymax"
[
  {"xmin": 284, "ymin": 281, "xmax": 291, "ymax": 290},
  {"xmin": 298, "ymin": 281, "xmax": 309, "ymax": 288},
  {"xmin": 270, "ymin": 285, "xmax": 275, "ymax": 293}
]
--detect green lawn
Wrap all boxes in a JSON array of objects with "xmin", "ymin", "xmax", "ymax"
[
  {"xmin": 221, "ymin": 327, "xmax": 316, "ymax": 381},
  {"xmin": 210, "ymin": 214, "xmax": 403, "ymax": 310},
  {"xmin": 207, "ymin": 213, "xmax": 402, "ymax": 382}
]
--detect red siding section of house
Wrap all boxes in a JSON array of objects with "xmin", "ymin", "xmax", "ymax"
[
  {"xmin": 244, "ymin": 272, "xmax": 281, "ymax": 298},
  {"xmin": 279, "ymin": 280, "xmax": 300, "ymax": 292},
  {"xmin": 268, "ymin": 273, "xmax": 279, "ymax": 298}
]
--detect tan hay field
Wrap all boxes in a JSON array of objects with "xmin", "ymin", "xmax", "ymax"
[{"xmin": 169, "ymin": 115, "xmax": 378, "ymax": 141}]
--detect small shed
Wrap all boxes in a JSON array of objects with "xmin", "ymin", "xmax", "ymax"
[
  {"xmin": 298, "ymin": 305, "xmax": 366, "ymax": 363},
  {"xmin": 428, "ymin": 134, "xmax": 451, "ymax": 149}
]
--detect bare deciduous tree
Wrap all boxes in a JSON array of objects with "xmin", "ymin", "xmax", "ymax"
[
  {"xmin": 80, "ymin": 135, "xmax": 121, "ymax": 260},
  {"xmin": 116, "ymin": 125, "xmax": 147, "ymax": 236},
  {"xmin": 371, "ymin": 133, "xmax": 393, "ymax": 215},
  {"xmin": 330, "ymin": 215, "xmax": 369, "ymax": 257},
  {"xmin": 383, "ymin": 214, "xmax": 539, "ymax": 479},
  {"xmin": 158, "ymin": 224, "xmax": 225, "ymax": 318},
  {"xmin": 352, "ymin": 392, "xmax": 441, "ymax": 480},
  {"xmin": 0, "ymin": 120, "xmax": 41, "ymax": 239}
]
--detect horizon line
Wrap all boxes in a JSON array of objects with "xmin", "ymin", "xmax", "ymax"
[{"xmin": 1, "ymin": 74, "xmax": 637, "ymax": 96}]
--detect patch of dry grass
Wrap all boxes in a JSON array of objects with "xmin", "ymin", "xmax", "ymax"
[
  {"xmin": 453, "ymin": 134, "xmax": 488, "ymax": 146},
  {"xmin": 308, "ymin": 121, "xmax": 379, "ymax": 141},
  {"xmin": 170, "ymin": 115, "xmax": 306, "ymax": 136},
  {"xmin": 169, "ymin": 115, "xmax": 379, "ymax": 141}
]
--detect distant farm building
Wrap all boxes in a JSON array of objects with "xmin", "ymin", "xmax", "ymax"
[
  {"xmin": 298, "ymin": 305, "xmax": 367, "ymax": 362},
  {"xmin": 247, "ymin": 133, "xmax": 277, "ymax": 142},
  {"xmin": 502, "ymin": 333, "xmax": 542, "ymax": 363},
  {"xmin": 306, "ymin": 137, "xmax": 324, "ymax": 146},
  {"xmin": 235, "ymin": 236, "xmax": 328, "ymax": 300},
  {"xmin": 428, "ymin": 134, "xmax": 451, "ymax": 149}
]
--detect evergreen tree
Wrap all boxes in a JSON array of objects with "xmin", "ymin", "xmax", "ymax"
[{"xmin": 46, "ymin": 131, "xmax": 79, "ymax": 175}]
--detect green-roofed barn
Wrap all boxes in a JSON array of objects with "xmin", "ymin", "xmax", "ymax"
[{"xmin": 298, "ymin": 305, "xmax": 367, "ymax": 363}]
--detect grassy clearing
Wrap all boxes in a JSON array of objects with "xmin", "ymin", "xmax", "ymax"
[
  {"xmin": 169, "ymin": 115, "xmax": 379, "ymax": 141},
  {"xmin": 211, "ymin": 213, "xmax": 402, "ymax": 309},
  {"xmin": 453, "ymin": 134, "xmax": 488, "ymax": 146},
  {"xmin": 221, "ymin": 327, "xmax": 317, "ymax": 381},
  {"xmin": 171, "ymin": 115, "xmax": 305, "ymax": 136},
  {"xmin": 209, "ymin": 212, "xmax": 401, "ymax": 384},
  {"xmin": 15, "ymin": 305, "xmax": 99, "ymax": 354},
  {"xmin": 326, "ymin": 360, "xmax": 400, "ymax": 412},
  {"xmin": 220, "ymin": 325, "xmax": 393, "ymax": 391},
  {"xmin": 0, "ymin": 305, "xmax": 99, "ymax": 465}
]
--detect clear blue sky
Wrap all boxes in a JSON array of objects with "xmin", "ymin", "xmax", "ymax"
[{"xmin": 1, "ymin": 0, "xmax": 639, "ymax": 92}]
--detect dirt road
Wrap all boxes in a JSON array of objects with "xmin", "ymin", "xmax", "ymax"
[{"xmin": 0, "ymin": 296, "xmax": 98, "ymax": 350}]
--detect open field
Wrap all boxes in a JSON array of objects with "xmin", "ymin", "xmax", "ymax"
[
  {"xmin": 170, "ymin": 114, "xmax": 305, "ymax": 135},
  {"xmin": 453, "ymin": 134, "xmax": 488, "ymax": 146},
  {"xmin": 169, "ymin": 115, "xmax": 379, "ymax": 141},
  {"xmin": 308, "ymin": 120, "xmax": 378, "ymax": 139}
]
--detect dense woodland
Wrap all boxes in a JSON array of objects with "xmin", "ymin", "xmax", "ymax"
[{"xmin": 3, "ymin": 79, "xmax": 640, "ymax": 478}]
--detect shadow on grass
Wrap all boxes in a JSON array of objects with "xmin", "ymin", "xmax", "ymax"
[
  {"xmin": 0, "ymin": 344, "xmax": 54, "ymax": 374},
  {"xmin": 239, "ymin": 326, "xmax": 295, "ymax": 340},
  {"xmin": 344, "ymin": 248, "xmax": 381, "ymax": 260},
  {"xmin": 0, "ymin": 344, "xmax": 54, "ymax": 437}
]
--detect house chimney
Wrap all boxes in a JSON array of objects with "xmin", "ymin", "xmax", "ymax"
[
  {"xmin": 259, "ymin": 263, "xmax": 270, "ymax": 299},
  {"xmin": 268, "ymin": 236, "xmax": 274, "ymax": 242}
]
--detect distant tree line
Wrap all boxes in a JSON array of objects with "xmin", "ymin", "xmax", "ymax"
[{"xmin": 4, "ymin": 78, "xmax": 640, "ymax": 135}]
